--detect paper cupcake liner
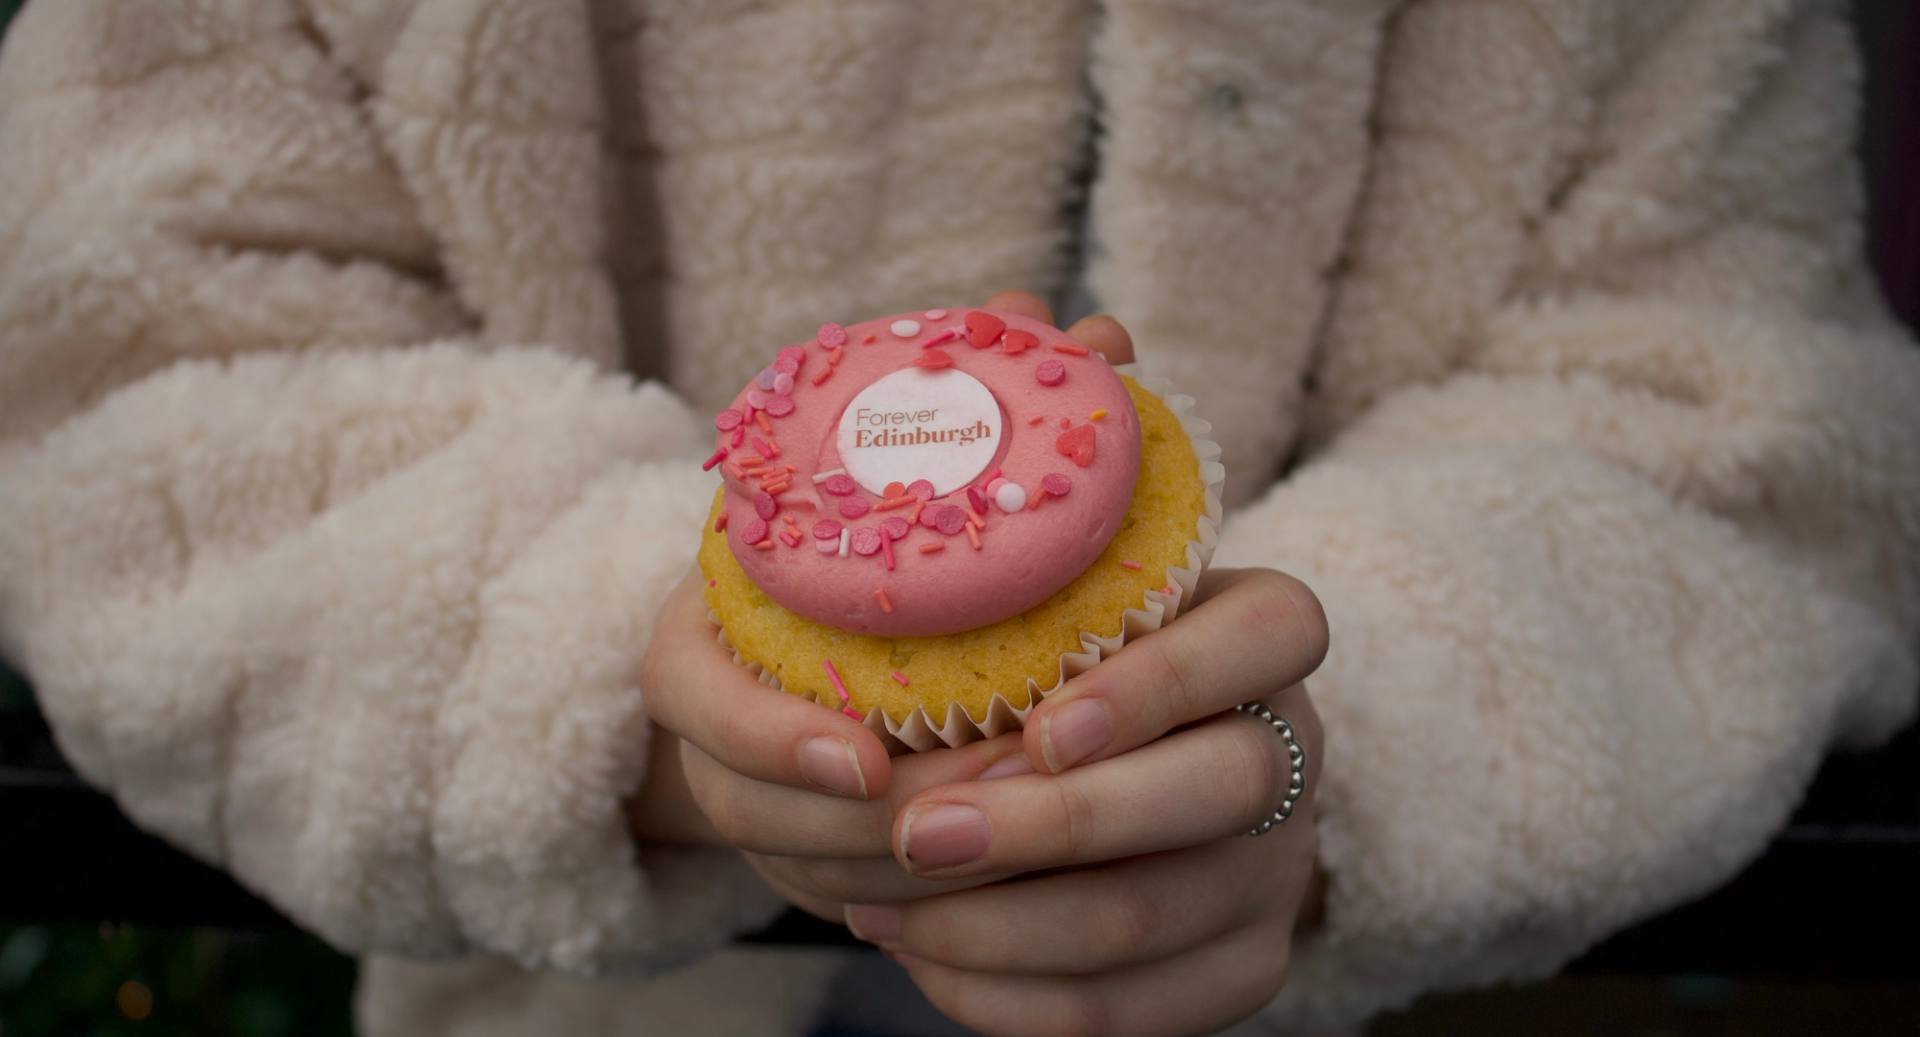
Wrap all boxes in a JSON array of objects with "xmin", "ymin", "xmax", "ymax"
[{"xmin": 715, "ymin": 364, "xmax": 1225, "ymax": 753}]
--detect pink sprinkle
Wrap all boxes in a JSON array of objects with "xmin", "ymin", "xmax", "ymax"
[
  {"xmin": 1028, "ymin": 415, "xmax": 1045, "ymax": 426},
  {"xmin": 918, "ymin": 505, "xmax": 942, "ymax": 529},
  {"xmin": 780, "ymin": 529, "xmax": 802, "ymax": 548},
  {"xmin": 773, "ymin": 372, "xmax": 795, "ymax": 395},
  {"xmin": 714, "ymin": 410, "xmax": 744, "ymax": 431},
  {"xmin": 966, "ymin": 486, "xmax": 989, "ymax": 516},
  {"xmin": 985, "ymin": 477, "xmax": 1007, "ymax": 496},
  {"xmin": 880, "ymin": 534, "xmax": 895, "ymax": 570},
  {"xmin": 753, "ymin": 436, "xmax": 774, "ymax": 458},
  {"xmin": 817, "ymin": 323, "xmax": 847, "ymax": 349},
  {"xmin": 891, "ymin": 670, "xmax": 910, "ymax": 686},
  {"xmin": 1162, "ymin": 585, "xmax": 1176, "ymax": 595},
  {"xmin": 843, "ymin": 705, "xmax": 864, "ymax": 720},
  {"xmin": 778, "ymin": 344, "xmax": 808, "ymax": 368},
  {"xmin": 764, "ymin": 395, "xmax": 795, "ymax": 417},
  {"xmin": 754, "ymin": 491, "xmax": 778, "ymax": 520},
  {"xmin": 823, "ymin": 474, "xmax": 858, "ymax": 496},
  {"xmin": 881, "ymin": 517, "xmax": 911, "ymax": 541},
  {"xmin": 1051, "ymin": 341, "xmax": 1091, "ymax": 356},
  {"xmin": 709, "ymin": 579, "xmax": 717, "ymax": 586},
  {"xmin": 813, "ymin": 520, "xmax": 843, "ymax": 540},
  {"xmin": 918, "ymin": 327, "xmax": 959, "ymax": 349},
  {"xmin": 934, "ymin": 505, "xmax": 968, "ymax": 536},
  {"xmin": 815, "ymin": 536, "xmax": 840, "ymax": 554},
  {"xmin": 1120, "ymin": 559, "xmax": 1143, "ymax": 570},
  {"xmin": 875, "ymin": 588, "xmax": 893, "ymax": 612},
  {"xmin": 980, "ymin": 468, "xmax": 1003, "ymax": 486},
  {"xmin": 731, "ymin": 424, "xmax": 746, "ymax": 447},
  {"xmin": 823, "ymin": 658, "xmax": 851, "ymax": 704},
  {"xmin": 747, "ymin": 388, "xmax": 769, "ymax": 409},
  {"xmin": 1042, "ymin": 473, "xmax": 1072, "ymax": 497},
  {"xmin": 840, "ymin": 497, "xmax": 871, "ymax": 519},
  {"xmin": 774, "ymin": 356, "xmax": 799, "ymax": 376},
  {"xmin": 714, "ymin": 512, "xmax": 729, "ymax": 532},
  {"xmin": 907, "ymin": 479, "xmax": 935, "ymax": 501},
  {"xmin": 851, "ymin": 527, "xmax": 883, "ymax": 556},
  {"xmin": 924, "ymin": 309, "xmax": 948, "ymax": 320},
  {"xmin": 741, "ymin": 518, "xmax": 769, "ymax": 545},
  {"xmin": 1036, "ymin": 359, "xmax": 1066, "ymax": 386},
  {"xmin": 702, "ymin": 448, "xmax": 728, "ymax": 471}
]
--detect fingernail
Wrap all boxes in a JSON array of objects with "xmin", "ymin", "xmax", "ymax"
[
  {"xmin": 1040, "ymin": 699, "xmax": 1111, "ymax": 773},
  {"xmin": 801, "ymin": 737, "xmax": 867, "ymax": 798},
  {"xmin": 976, "ymin": 753, "xmax": 1036, "ymax": 781},
  {"xmin": 844, "ymin": 904, "xmax": 901, "ymax": 945},
  {"xmin": 902, "ymin": 804, "xmax": 990, "ymax": 871}
]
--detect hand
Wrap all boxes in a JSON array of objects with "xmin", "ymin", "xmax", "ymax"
[{"xmin": 836, "ymin": 293, "xmax": 1333, "ymax": 1037}]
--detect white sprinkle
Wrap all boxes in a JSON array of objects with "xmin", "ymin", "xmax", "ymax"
[
  {"xmin": 811, "ymin": 468, "xmax": 849, "ymax": 484},
  {"xmin": 994, "ymin": 482, "xmax": 1028, "ymax": 513},
  {"xmin": 838, "ymin": 528, "xmax": 851, "ymax": 558},
  {"xmin": 891, "ymin": 319, "xmax": 922, "ymax": 337},
  {"xmin": 925, "ymin": 309, "xmax": 948, "ymax": 320}
]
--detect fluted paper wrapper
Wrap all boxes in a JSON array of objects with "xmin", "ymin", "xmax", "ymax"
[{"xmin": 715, "ymin": 365, "xmax": 1225, "ymax": 752}]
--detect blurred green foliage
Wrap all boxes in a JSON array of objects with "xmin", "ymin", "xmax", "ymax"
[{"xmin": 0, "ymin": 925, "xmax": 355, "ymax": 1037}]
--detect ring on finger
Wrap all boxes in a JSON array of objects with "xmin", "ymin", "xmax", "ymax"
[{"xmin": 1235, "ymin": 702, "xmax": 1306, "ymax": 836}]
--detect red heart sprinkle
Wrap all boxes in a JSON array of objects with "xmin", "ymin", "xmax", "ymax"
[
  {"xmin": 1056, "ymin": 425, "xmax": 1097, "ymax": 467},
  {"xmin": 964, "ymin": 312, "xmax": 1006, "ymax": 349},
  {"xmin": 914, "ymin": 349, "xmax": 954, "ymax": 369},
  {"xmin": 1002, "ymin": 329, "xmax": 1038, "ymax": 355}
]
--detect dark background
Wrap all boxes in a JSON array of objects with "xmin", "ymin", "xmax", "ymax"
[{"xmin": 2, "ymin": 1, "xmax": 1917, "ymax": 1035}]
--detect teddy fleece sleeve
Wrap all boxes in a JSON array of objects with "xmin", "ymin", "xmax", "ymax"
[
  {"xmin": 0, "ymin": 0, "xmax": 782, "ymax": 975},
  {"xmin": 1226, "ymin": 0, "xmax": 1920, "ymax": 1027}
]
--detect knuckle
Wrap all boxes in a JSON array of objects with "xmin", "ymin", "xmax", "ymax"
[
  {"xmin": 1241, "ymin": 571, "xmax": 1330, "ymax": 671},
  {"xmin": 1052, "ymin": 781, "xmax": 1103, "ymax": 861}
]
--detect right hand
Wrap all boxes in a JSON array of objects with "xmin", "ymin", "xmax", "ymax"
[{"xmin": 641, "ymin": 566, "xmax": 1036, "ymax": 916}]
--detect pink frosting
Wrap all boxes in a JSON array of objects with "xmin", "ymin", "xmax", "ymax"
[{"xmin": 713, "ymin": 309, "xmax": 1140, "ymax": 637}]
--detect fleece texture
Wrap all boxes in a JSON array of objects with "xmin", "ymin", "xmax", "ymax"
[{"xmin": 1, "ymin": 0, "xmax": 1916, "ymax": 1033}]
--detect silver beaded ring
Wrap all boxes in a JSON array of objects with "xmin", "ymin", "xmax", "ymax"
[{"xmin": 1235, "ymin": 702, "xmax": 1306, "ymax": 836}]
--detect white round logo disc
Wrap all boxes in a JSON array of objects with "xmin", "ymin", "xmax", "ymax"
[{"xmin": 836, "ymin": 367, "xmax": 1002, "ymax": 497}]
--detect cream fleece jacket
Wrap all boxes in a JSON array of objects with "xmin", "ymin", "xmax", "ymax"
[{"xmin": 1, "ymin": 0, "xmax": 1916, "ymax": 1034}]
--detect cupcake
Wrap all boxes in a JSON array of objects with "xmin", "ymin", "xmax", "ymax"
[{"xmin": 697, "ymin": 309, "xmax": 1223, "ymax": 751}]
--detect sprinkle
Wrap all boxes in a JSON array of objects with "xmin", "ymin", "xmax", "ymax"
[
  {"xmin": 823, "ymin": 658, "xmax": 851, "ymax": 704},
  {"xmin": 762, "ymin": 480, "xmax": 790, "ymax": 496},
  {"xmin": 829, "ymin": 346, "xmax": 844, "ymax": 366},
  {"xmin": 1026, "ymin": 491, "xmax": 1045, "ymax": 510},
  {"xmin": 933, "ymin": 505, "xmax": 968, "ymax": 535},
  {"xmin": 743, "ymin": 464, "xmax": 782, "ymax": 477},
  {"xmin": 844, "ymin": 705, "xmax": 864, "ymax": 720},
  {"xmin": 1057, "ymin": 424, "xmax": 1097, "ymax": 467},
  {"xmin": 753, "ymin": 436, "xmax": 774, "ymax": 458},
  {"xmin": 964, "ymin": 504, "xmax": 986, "ymax": 530},
  {"xmin": 816, "ymin": 536, "xmax": 840, "ymax": 554},
  {"xmin": 747, "ymin": 388, "xmax": 769, "ymax": 409},
  {"xmin": 1028, "ymin": 415, "xmax": 1046, "ymax": 425},
  {"xmin": 1090, "ymin": 409, "xmax": 1108, "ymax": 421},
  {"xmin": 764, "ymin": 395, "xmax": 795, "ymax": 417},
  {"xmin": 913, "ymin": 349, "xmax": 954, "ymax": 370},
  {"xmin": 817, "ymin": 323, "xmax": 847, "ymax": 348},
  {"xmin": 964, "ymin": 311, "xmax": 1006, "ymax": 349},
  {"xmin": 985, "ymin": 478, "xmax": 1007, "ymax": 496},
  {"xmin": 851, "ymin": 527, "xmax": 883, "ymax": 556},
  {"xmin": 884, "ymin": 481, "xmax": 906, "ymax": 499},
  {"xmin": 919, "ymin": 504, "xmax": 942, "ymax": 529},
  {"xmin": 880, "ymin": 534, "xmax": 895, "ymax": 570},
  {"xmin": 919, "ymin": 541, "xmax": 944, "ymax": 554},
  {"xmin": 966, "ymin": 486, "xmax": 989, "ymax": 516},
  {"xmin": 891, "ymin": 670, "xmax": 911, "ymax": 686},
  {"xmin": 754, "ymin": 490, "xmax": 778, "ymax": 520},
  {"xmin": 812, "ymin": 468, "xmax": 849, "ymax": 484},
  {"xmin": 909, "ymin": 499, "xmax": 925, "ymax": 525},
  {"xmin": 874, "ymin": 494, "xmax": 918, "ymax": 511},
  {"xmin": 813, "ymin": 519, "xmax": 843, "ymax": 540},
  {"xmin": 965, "ymin": 523, "xmax": 982, "ymax": 550},
  {"xmin": 891, "ymin": 319, "xmax": 923, "ymax": 337},
  {"xmin": 1162, "ymin": 585, "xmax": 1176, "ymax": 595},
  {"xmin": 702, "ymin": 448, "xmax": 728, "ymax": 471},
  {"xmin": 724, "ymin": 462, "xmax": 745, "ymax": 480},
  {"xmin": 731, "ymin": 425, "xmax": 746, "ymax": 447},
  {"xmin": 994, "ymin": 482, "xmax": 1028, "ymax": 512},
  {"xmin": 881, "ymin": 517, "xmax": 911, "ymax": 540},
  {"xmin": 757, "ymin": 369, "xmax": 779, "ymax": 391},
  {"xmin": 863, "ymin": 333, "xmax": 876, "ymax": 344},
  {"xmin": 875, "ymin": 588, "xmax": 894, "ymax": 612},
  {"xmin": 823, "ymin": 474, "xmax": 858, "ymax": 495},
  {"xmin": 774, "ymin": 372, "xmax": 795, "ymax": 395},
  {"xmin": 925, "ymin": 309, "xmax": 948, "ymax": 320},
  {"xmin": 754, "ymin": 539, "xmax": 776, "ymax": 550},
  {"xmin": 737, "ymin": 455, "xmax": 765, "ymax": 467},
  {"xmin": 778, "ymin": 344, "xmax": 808, "ymax": 368},
  {"xmin": 1002, "ymin": 329, "xmax": 1039, "ymax": 355},
  {"xmin": 840, "ymin": 497, "xmax": 872, "ymax": 519},
  {"xmin": 1120, "ymin": 559, "xmax": 1143, "ymax": 570},
  {"xmin": 780, "ymin": 529, "xmax": 802, "ymax": 548},
  {"xmin": 1036, "ymin": 359, "xmax": 1066, "ymax": 386},
  {"xmin": 765, "ymin": 437, "xmax": 782, "ymax": 458},
  {"xmin": 1042, "ymin": 473, "xmax": 1072, "ymax": 497},
  {"xmin": 782, "ymin": 514, "xmax": 799, "ymax": 527},
  {"xmin": 715, "ymin": 410, "xmax": 744, "ymax": 431},
  {"xmin": 715, "ymin": 513, "xmax": 729, "ymax": 532},
  {"xmin": 981, "ymin": 468, "xmax": 1003, "ymax": 486},
  {"xmin": 755, "ymin": 412, "xmax": 774, "ymax": 434},
  {"xmin": 709, "ymin": 579, "xmax": 717, "ymax": 587},
  {"xmin": 1051, "ymin": 341, "xmax": 1090, "ymax": 356},
  {"xmin": 918, "ymin": 327, "xmax": 959, "ymax": 349},
  {"xmin": 811, "ymin": 367, "xmax": 834, "ymax": 386},
  {"xmin": 907, "ymin": 479, "xmax": 935, "ymax": 500},
  {"xmin": 741, "ymin": 518, "xmax": 768, "ymax": 544},
  {"xmin": 839, "ymin": 528, "xmax": 850, "ymax": 558}
]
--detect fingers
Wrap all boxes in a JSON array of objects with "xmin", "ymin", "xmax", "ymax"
[
  {"xmin": 981, "ymin": 290, "xmax": 1135, "ymax": 365},
  {"xmin": 643, "ymin": 567, "xmax": 893, "ymax": 799},
  {"xmin": 1022, "ymin": 567, "xmax": 1327, "ymax": 775},
  {"xmin": 897, "ymin": 913, "xmax": 1294, "ymax": 1037},
  {"xmin": 893, "ymin": 708, "xmax": 1307, "ymax": 879}
]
